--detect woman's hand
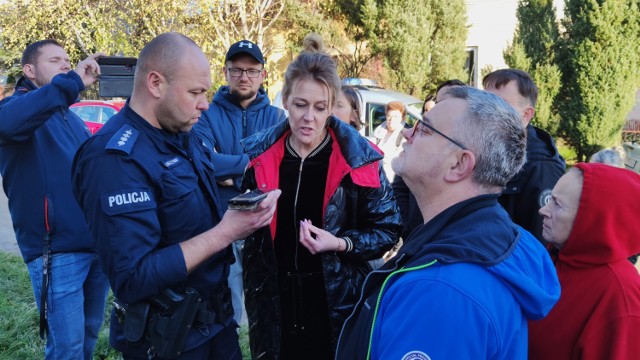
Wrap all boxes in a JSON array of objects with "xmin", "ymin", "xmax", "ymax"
[{"xmin": 299, "ymin": 219, "xmax": 344, "ymax": 254}]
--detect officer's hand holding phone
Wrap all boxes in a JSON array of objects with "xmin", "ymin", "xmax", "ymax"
[
  {"xmin": 220, "ymin": 189, "xmax": 280, "ymax": 241},
  {"xmin": 228, "ymin": 189, "xmax": 268, "ymax": 211}
]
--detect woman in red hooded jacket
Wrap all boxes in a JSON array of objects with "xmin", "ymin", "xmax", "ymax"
[{"xmin": 529, "ymin": 162, "xmax": 640, "ymax": 359}]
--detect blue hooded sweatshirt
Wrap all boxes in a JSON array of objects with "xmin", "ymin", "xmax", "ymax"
[
  {"xmin": 194, "ymin": 86, "xmax": 285, "ymax": 207},
  {"xmin": 335, "ymin": 194, "xmax": 560, "ymax": 360},
  {"xmin": 0, "ymin": 73, "xmax": 92, "ymax": 263}
]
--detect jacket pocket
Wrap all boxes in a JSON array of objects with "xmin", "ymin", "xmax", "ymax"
[{"xmin": 159, "ymin": 161, "xmax": 198, "ymax": 200}]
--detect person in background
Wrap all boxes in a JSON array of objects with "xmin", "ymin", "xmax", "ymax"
[
  {"xmin": 72, "ymin": 32, "xmax": 279, "ymax": 359},
  {"xmin": 529, "ymin": 163, "xmax": 640, "ymax": 359},
  {"xmin": 590, "ymin": 146, "xmax": 626, "ymax": 168},
  {"xmin": 484, "ymin": 69, "xmax": 565, "ymax": 243},
  {"xmin": 372, "ymin": 100, "xmax": 406, "ymax": 181},
  {"xmin": 589, "ymin": 146, "xmax": 638, "ymax": 264},
  {"xmin": 337, "ymin": 86, "xmax": 560, "ymax": 359},
  {"xmin": 240, "ymin": 33, "xmax": 402, "ymax": 360},
  {"xmin": 0, "ymin": 39, "xmax": 109, "ymax": 360},
  {"xmin": 333, "ymin": 85, "xmax": 363, "ymax": 131},
  {"xmin": 421, "ymin": 94, "xmax": 436, "ymax": 115},
  {"xmin": 434, "ymin": 79, "xmax": 465, "ymax": 102},
  {"xmin": 193, "ymin": 39, "xmax": 285, "ymax": 326}
]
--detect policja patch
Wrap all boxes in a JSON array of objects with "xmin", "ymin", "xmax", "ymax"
[{"xmin": 101, "ymin": 187, "xmax": 156, "ymax": 215}]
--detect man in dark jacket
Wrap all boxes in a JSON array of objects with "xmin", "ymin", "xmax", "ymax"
[
  {"xmin": 194, "ymin": 40, "xmax": 285, "ymax": 325},
  {"xmin": 483, "ymin": 69, "xmax": 565, "ymax": 243},
  {"xmin": 0, "ymin": 40, "xmax": 109, "ymax": 359},
  {"xmin": 336, "ymin": 86, "xmax": 560, "ymax": 359}
]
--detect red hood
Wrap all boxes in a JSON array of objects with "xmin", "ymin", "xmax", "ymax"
[{"xmin": 558, "ymin": 162, "xmax": 640, "ymax": 267}]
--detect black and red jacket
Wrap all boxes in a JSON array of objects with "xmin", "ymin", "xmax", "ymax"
[{"xmin": 240, "ymin": 117, "xmax": 403, "ymax": 359}]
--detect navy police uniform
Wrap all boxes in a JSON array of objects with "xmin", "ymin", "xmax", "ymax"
[{"xmin": 72, "ymin": 104, "xmax": 236, "ymax": 357}]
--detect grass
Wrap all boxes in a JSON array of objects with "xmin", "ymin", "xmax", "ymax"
[
  {"xmin": 0, "ymin": 251, "xmax": 251, "ymax": 359},
  {"xmin": 0, "ymin": 251, "xmax": 43, "ymax": 359}
]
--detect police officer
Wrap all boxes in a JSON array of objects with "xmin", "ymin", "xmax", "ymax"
[{"xmin": 72, "ymin": 32, "xmax": 279, "ymax": 359}]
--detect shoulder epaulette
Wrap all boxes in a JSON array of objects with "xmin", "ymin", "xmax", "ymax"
[{"xmin": 106, "ymin": 125, "xmax": 139, "ymax": 154}]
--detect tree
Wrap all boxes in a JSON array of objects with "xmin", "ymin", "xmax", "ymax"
[
  {"xmin": 504, "ymin": 0, "xmax": 562, "ymax": 135},
  {"xmin": 0, "ymin": 0, "xmax": 88, "ymax": 76},
  {"xmin": 0, "ymin": 0, "xmax": 193, "ymax": 80},
  {"xmin": 556, "ymin": 0, "xmax": 640, "ymax": 161},
  {"xmin": 0, "ymin": 0, "xmax": 288, "ymax": 94},
  {"xmin": 328, "ymin": 0, "xmax": 379, "ymax": 79},
  {"xmin": 425, "ymin": 0, "xmax": 469, "ymax": 94},
  {"xmin": 191, "ymin": 0, "xmax": 285, "ymax": 88},
  {"xmin": 375, "ymin": 0, "xmax": 468, "ymax": 98}
]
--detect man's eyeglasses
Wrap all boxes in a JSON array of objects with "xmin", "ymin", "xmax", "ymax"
[
  {"xmin": 409, "ymin": 119, "xmax": 467, "ymax": 150},
  {"xmin": 226, "ymin": 67, "xmax": 263, "ymax": 78}
]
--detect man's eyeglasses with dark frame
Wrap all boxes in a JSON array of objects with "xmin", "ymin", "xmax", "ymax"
[
  {"xmin": 408, "ymin": 119, "xmax": 467, "ymax": 150},
  {"xmin": 226, "ymin": 67, "xmax": 263, "ymax": 78}
]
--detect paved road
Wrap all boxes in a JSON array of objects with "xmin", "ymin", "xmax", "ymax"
[{"xmin": 0, "ymin": 183, "xmax": 19, "ymax": 256}]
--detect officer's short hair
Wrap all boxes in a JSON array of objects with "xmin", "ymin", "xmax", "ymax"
[{"xmin": 136, "ymin": 32, "xmax": 199, "ymax": 84}]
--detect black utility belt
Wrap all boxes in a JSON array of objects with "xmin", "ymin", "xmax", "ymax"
[{"xmin": 114, "ymin": 286, "xmax": 233, "ymax": 359}]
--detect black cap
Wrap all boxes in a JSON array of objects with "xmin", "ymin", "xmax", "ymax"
[{"xmin": 225, "ymin": 40, "xmax": 265, "ymax": 64}]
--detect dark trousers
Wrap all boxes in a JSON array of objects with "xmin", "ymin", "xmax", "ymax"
[{"xmin": 123, "ymin": 326, "xmax": 242, "ymax": 360}]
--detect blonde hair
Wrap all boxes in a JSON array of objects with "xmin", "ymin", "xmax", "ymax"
[{"xmin": 281, "ymin": 33, "xmax": 341, "ymax": 110}]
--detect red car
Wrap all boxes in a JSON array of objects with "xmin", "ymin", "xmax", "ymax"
[{"xmin": 70, "ymin": 100, "xmax": 125, "ymax": 134}]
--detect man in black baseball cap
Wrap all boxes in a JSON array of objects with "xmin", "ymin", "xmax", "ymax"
[
  {"xmin": 225, "ymin": 40, "xmax": 265, "ymax": 64},
  {"xmin": 194, "ymin": 40, "xmax": 285, "ymax": 326}
]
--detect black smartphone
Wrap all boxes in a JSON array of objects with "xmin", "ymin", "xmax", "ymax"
[{"xmin": 228, "ymin": 189, "xmax": 268, "ymax": 211}]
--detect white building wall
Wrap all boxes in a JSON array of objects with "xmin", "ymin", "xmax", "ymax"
[
  {"xmin": 465, "ymin": 0, "xmax": 565, "ymax": 86},
  {"xmin": 466, "ymin": 0, "xmax": 518, "ymax": 77}
]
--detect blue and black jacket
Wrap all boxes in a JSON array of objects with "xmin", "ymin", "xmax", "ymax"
[
  {"xmin": 336, "ymin": 194, "xmax": 560, "ymax": 359},
  {"xmin": 0, "ymin": 73, "xmax": 92, "ymax": 263}
]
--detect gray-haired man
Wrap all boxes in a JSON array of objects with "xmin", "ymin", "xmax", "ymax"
[{"xmin": 337, "ymin": 86, "xmax": 560, "ymax": 359}]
